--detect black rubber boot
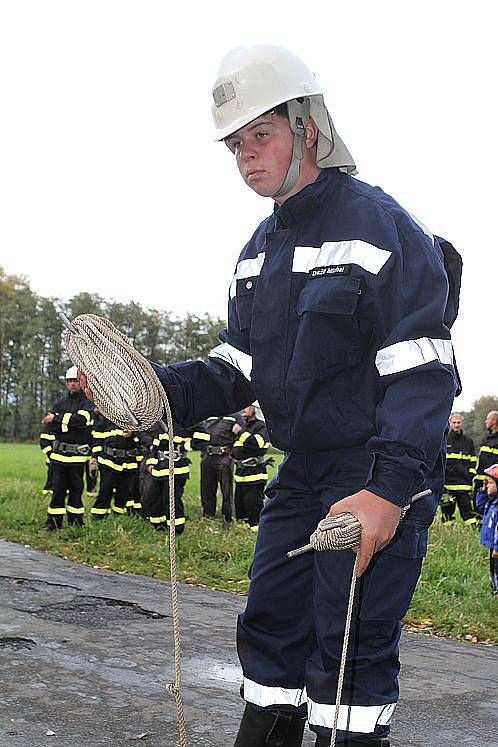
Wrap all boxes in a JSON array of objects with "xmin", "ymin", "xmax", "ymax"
[
  {"xmin": 44, "ymin": 515, "xmax": 63, "ymax": 531},
  {"xmin": 315, "ymin": 736, "xmax": 390, "ymax": 746},
  {"xmin": 234, "ymin": 703, "xmax": 306, "ymax": 746}
]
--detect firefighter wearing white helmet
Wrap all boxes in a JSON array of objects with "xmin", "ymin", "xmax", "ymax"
[
  {"xmin": 212, "ymin": 44, "xmax": 356, "ymax": 197},
  {"xmin": 148, "ymin": 44, "xmax": 462, "ymax": 747},
  {"xmin": 40, "ymin": 366, "xmax": 95, "ymax": 529}
]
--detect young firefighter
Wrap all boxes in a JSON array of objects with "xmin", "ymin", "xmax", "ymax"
[
  {"xmin": 143, "ymin": 424, "xmax": 191, "ymax": 533},
  {"xmin": 90, "ymin": 410, "xmax": 141, "ymax": 518},
  {"xmin": 81, "ymin": 46, "xmax": 461, "ymax": 747},
  {"xmin": 42, "ymin": 366, "xmax": 94, "ymax": 529},
  {"xmin": 475, "ymin": 464, "xmax": 498, "ymax": 595},
  {"xmin": 233, "ymin": 405, "xmax": 271, "ymax": 530},
  {"xmin": 441, "ymin": 412, "xmax": 477, "ymax": 525}
]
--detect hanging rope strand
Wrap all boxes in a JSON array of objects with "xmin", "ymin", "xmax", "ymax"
[{"xmin": 62, "ymin": 312, "xmax": 187, "ymax": 747}]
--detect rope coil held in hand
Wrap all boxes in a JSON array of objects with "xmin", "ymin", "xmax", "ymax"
[{"xmin": 61, "ymin": 312, "xmax": 187, "ymax": 747}]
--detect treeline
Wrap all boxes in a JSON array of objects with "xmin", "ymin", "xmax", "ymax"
[{"xmin": 0, "ymin": 267, "xmax": 225, "ymax": 440}]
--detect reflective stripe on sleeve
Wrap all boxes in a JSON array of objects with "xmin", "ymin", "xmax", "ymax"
[
  {"xmin": 446, "ymin": 453, "xmax": 475, "ymax": 461},
  {"xmin": 61, "ymin": 412, "xmax": 72, "ymax": 432},
  {"xmin": 375, "ymin": 338, "xmax": 454, "ymax": 376},
  {"xmin": 292, "ymin": 241, "xmax": 392, "ymax": 275},
  {"xmin": 234, "ymin": 431, "xmax": 251, "ymax": 447},
  {"xmin": 444, "ymin": 484, "xmax": 473, "ymax": 491},
  {"xmin": 253, "ymin": 433, "xmax": 265, "ymax": 448},
  {"xmin": 307, "ymin": 698, "xmax": 396, "ymax": 732},
  {"xmin": 209, "ymin": 342, "xmax": 252, "ymax": 381},
  {"xmin": 77, "ymin": 409, "xmax": 92, "ymax": 425},
  {"xmin": 243, "ymin": 677, "xmax": 306, "ymax": 708},
  {"xmin": 41, "ymin": 445, "xmax": 52, "ymax": 454},
  {"xmin": 40, "ymin": 432, "xmax": 56, "ymax": 441},
  {"xmin": 193, "ymin": 432, "xmax": 210, "ymax": 441}
]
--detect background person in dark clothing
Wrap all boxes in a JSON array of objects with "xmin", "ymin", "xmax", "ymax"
[
  {"xmin": 233, "ymin": 405, "xmax": 271, "ymax": 530},
  {"xmin": 90, "ymin": 410, "xmax": 141, "ymax": 518},
  {"xmin": 441, "ymin": 413, "xmax": 477, "ymax": 525},
  {"xmin": 41, "ymin": 366, "xmax": 94, "ymax": 529},
  {"xmin": 143, "ymin": 424, "xmax": 192, "ymax": 533},
  {"xmin": 474, "ymin": 411, "xmax": 498, "ymax": 494},
  {"xmin": 192, "ymin": 415, "xmax": 243, "ymax": 522}
]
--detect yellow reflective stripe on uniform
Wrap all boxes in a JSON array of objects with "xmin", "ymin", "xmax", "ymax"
[
  {"xmin": 474, "ymin": 474, "xmax": 488, "ymax": 481},
  {"xmin": 77, "ymin": 409, "xmax": 92, "ymax": 425},
  {"xmin": 132, "ymin": 501, "xmax": 142, "ymax": 509},
  {"xmin": 112, "ymin": 506, "xmax": 126, "ymax": 514},
  {"xmin": 444, "ymin": 484, "xmax": 473, "ymax": 491},
  {"xmin": 470, "ymin": 468, "xmax": 476, "ymax": 475},
  {"xmin": 184, "ymin": 438, "xmax": 192, "ymax": 451},
  {"xmin": 193, "ymin": 431, "xmax": 210, "ymax": 441},
  {"xmin": 41, "ymin": 445, "xmax": 52, "ymax": 454},
  {"xmin": 464, "ymin": 517, "xmax": 478, "ymax": 525},
  {"xmin": 96, "ymin": 456, "xmax": 137, "ymax": 471},
  {"xmin": 253, "ymin": 433, "xmax": 265, "ymax": 448},
  {"xmin": 234, "ymin": 431, "xmax": 252, "ymax": 447},
  {"xmin": 264, "ymin": 442, "xmax": 271, "ymax": 448},
  {"xmin": 66, "ymin": 505, "xmax": 85, "ymax": 514},
  {"xmin": 92, "ymin": 428, "xmax": 123, "ymax": 439},
  {"xmin": 151, "ymin": 466, "xmax": 190, "ymax": 477},
  {"xmin": 93, "ymin": 445, "xmax": 103, "ymax": 453},
  {"xmin": 480, "ymin": 446, "xmax": 498, "ymax": 455},
  {"xmin": 234, "ymin": 473, "xmax": 267, "ymax": 483},
  {"xmin": 446, "ymin": 453, "xmax": 475, "ymax": 460},
  {"xmin": 61, "ymin": 412, "xmax": 72, "ymax": 432},
  {"xmin": 167, "ymin": 517, "xmax": 186, "ymax": 526},
  {"xmin": 152, "ymin": 437, "xmax": 161, "ymax": 447},
  {"xmin": 90, "ymin": 507, "xmax": 110, "ymax": 515},
  {"xmin": 173, "ymin": 435, "xmax": 184, "ymax": 444},
  {"xmin": 40, "ymin": 432, "xmax": 56, "ymax": 440},
  {"xmin": 47, "ymin": 507, "xmax": 66, "ymax": 515},
  {"xmin": 149, "ymin": 515, "xmax": 167, "ymax": 524},
  {"xmin": 223, "ymin": 417, "xmax": 236, "ymax": 421},
  {"xmin": 125, "ymin": 500, "xmax": 134, "ymax": 507},
  {"xmin": 50, "ymin": 452, "xmax": 89, "ymax": 464},
  {"xmin": 146, "ymin": 457, "xmax": 158, "ymax": 466}
]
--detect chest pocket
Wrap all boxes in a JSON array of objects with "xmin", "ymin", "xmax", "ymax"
[
  {"xmin": 290, "ymin": 276, "xmax": 362, "ymax": 379},
  {"xmin": 235, "ymin": 276, "xmax": 258, "ymax": 332}
]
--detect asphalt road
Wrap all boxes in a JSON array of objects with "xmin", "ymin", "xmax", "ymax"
[{"xmin": 0, "ymin": 540, "xmax": 496, "ymax": 746}]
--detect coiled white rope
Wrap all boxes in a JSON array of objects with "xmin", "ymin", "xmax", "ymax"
[{"xmin": 61, "ymin": 312, "xmax": 187, "ymax": 747}]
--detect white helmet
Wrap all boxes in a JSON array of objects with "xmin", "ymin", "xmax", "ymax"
[
  {"xmin": 65, "ymin": 365, "xmax": 78, "ymax": 380},
  {"xmin": 211, "ymin": 45, "xmax": 356, "ymax": 196}
]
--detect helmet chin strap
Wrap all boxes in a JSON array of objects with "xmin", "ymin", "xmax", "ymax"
[{"xmin": 273, "ymin": 98, "xmax": 310, "ymax": 199}]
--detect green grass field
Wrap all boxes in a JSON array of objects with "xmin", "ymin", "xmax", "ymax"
[{"xmin": 0, "ymin": 443, "xmax": 496, "ymax": 643}]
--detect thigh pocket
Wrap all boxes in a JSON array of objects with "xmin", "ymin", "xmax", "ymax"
[{"xmin": 358, "ymin": 526, "xmax": 427, "ymax": 621}]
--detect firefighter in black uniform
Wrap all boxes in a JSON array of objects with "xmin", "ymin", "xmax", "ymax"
[
  {"xmin": 90, "ymin": 410, "xmax": 141, "ymax": 517},
  {"xmin": 143, "ymin": 424, "xmax": 192, "ymax": 533},
  {"xmin": 41, "ymin": 366, "xmax": 94, "ymax": 529},
  {"xmin": 475, "ymin": 411, "xmax": 498, "ymax": 494},
  {"xmin": 441, "ymin": 413, "xmax": 477, "ymax": 525},
  {"xmin": 233, "ymin": 405, "xmax": 271, "ymax": 531},
  {"xmin": 192, "ymin": 415, "xmax": 243, "ymax": 522}
]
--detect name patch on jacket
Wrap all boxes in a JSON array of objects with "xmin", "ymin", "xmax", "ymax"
[{"xmin": 309, "ymin": 264, "xmax": 351, "ymax": 279}]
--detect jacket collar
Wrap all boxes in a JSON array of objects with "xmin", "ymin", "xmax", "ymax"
[{"xmin": 273, "ymin": 168, "xmax": 340, "ymax": 229}]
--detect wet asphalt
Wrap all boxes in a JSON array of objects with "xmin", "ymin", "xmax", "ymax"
[{"xmin": 0, "ymin": 539, "xmax": 497, "ymax": 747}]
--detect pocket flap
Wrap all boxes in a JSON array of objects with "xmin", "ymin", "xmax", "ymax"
[{"xmin": 296, "ymin": 276, "xmax": 361, "ymax": 316}]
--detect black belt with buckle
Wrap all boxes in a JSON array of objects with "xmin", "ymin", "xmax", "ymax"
[
  {"xmin": 103, "ymin": 446, "xmax": 137, "ymax": 459},
  {"xmin": 207, "ymin": 445, "xmax": 231, "ymax": 456},
  {"xmin": 54, "ymin": 440, "xmax": 91, "ymax": 456}
]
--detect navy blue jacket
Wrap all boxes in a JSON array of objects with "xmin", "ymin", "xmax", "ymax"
[{"xmin": 152, "ymin": 168, "xmax": 459, "ymax": 508}]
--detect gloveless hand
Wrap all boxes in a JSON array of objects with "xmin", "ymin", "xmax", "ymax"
[
  {"xmin": 78, "ymin": 370, "xmax": 94, "ymax": 401},
  {"xmin": 327, "ymin": 489, "xmax": 402, "ymax": 576}
]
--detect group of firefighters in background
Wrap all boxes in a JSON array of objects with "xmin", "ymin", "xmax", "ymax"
[
  {"xmin": 39, "ymin": 367, "xmax": 498, "ymax": 533},
  {"xmin": 39, "ymin": 366, "xmax": 271, "ymax": 532}
]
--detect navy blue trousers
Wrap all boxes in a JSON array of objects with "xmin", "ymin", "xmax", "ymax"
[{"xmin": 237, "ymin": 446, "xmax": 440, "ymax": 742}]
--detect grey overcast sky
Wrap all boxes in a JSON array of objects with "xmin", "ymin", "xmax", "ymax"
[{"xmin": 1, "ymin": 1, "xmax": 496, "ymax": 412}]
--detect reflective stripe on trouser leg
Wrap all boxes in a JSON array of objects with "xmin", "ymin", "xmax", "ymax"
[{"xmin": 237, "ymin": 449, "xmax": 430, "ymax": 743}]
